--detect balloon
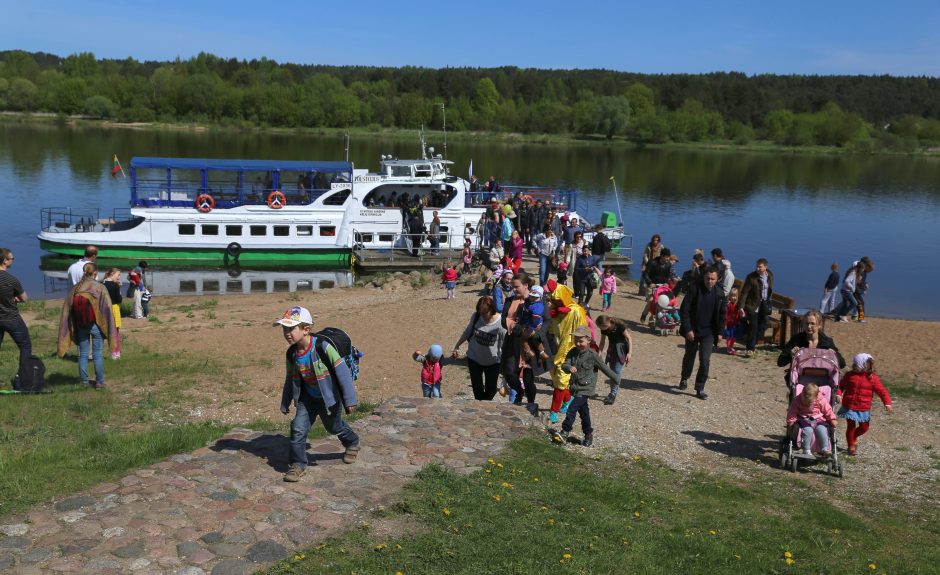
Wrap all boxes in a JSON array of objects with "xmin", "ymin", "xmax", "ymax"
[{"xmin": 658, "ymin": 294, "xmax": 670, "ymax": 309}]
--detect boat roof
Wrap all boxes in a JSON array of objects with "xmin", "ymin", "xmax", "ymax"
[
  {"xmin": 381, "ymin": 158, "xmax": 453, "ymax": 166},
  {"xmin": 130, "ymin": 157, "xmax": 353, "ymax": 172}
]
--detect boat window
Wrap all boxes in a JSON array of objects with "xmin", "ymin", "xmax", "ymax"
[
  {"xmin": 226, "ymin": 225, "xmax": 242, "ymax": 236},
  {"xmin": 296, "ymin": 280, "xmax": 313, "ymax": 291},
  {"xmin": 179, "ymin": 224, "xmax": 195, "ymax": 235},
  {"xmin": 323, "ymin": 189, "xmax": 351, "ymax": 206},
  {"xmin": 250, "ymin": 225, "xmax": 266, "ymax": 236},
  {"xmin": 203, "ymin": 280, "xmax": 220, "ymax": 292},
  {"xmin": 226, "ymin": 280, "xmax": 243, "ymax": 292},
  {"xmin": 273, "ymin": 226, "xmax": 290, "ymax": 237},
  {"xmin": 250, "ymin": 280, "xmax": 266, "ymax": 292},
  {"xmin": 360, "ymin": 233, "xmax": 374, "ymax": 243},
  {"xmin": 297, "ymin": 225, "xmax": 313, "ymax": 236},
  {"xmin": 379, "ymin": 234, "xmax": 394, "ymax": 242},
  {"xmin": 390, "ymin": 165, "xmax": 411, "ymax": 177},
  {"xmin": 415, "ymin": 164, "xmax": 431, "ymax": 177},
  {"xmin": 202, "ymin": 225, "xmax": 219, "ymax": 236},
  {"xmin": 273, "ymin": 280, "xmax": 290, "ymax": 292},
  {"xmin": 319, "ymin": 280, "xmax": 336, "ymax": 289},
  {"xmin": 179, "ymin": 280, "xmax": 197, "ymax": 293},
  {"xmin": 320, "ymin": 226, "xmax": 336, "ymax": 237}
]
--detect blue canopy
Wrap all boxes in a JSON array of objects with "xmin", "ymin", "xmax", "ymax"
[{"xmin": 130, "ymin": 157, "xmax": 353, "ymax": 172}]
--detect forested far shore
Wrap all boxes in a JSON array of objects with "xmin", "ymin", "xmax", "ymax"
[{"xmin": 2, "ymin": 50, "xmax": 940, "ymax": 153}]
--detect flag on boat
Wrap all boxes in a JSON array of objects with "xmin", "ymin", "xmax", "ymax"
[
  {"xmin": 111, "ymin": 155, "xmax": 125, "ymax": 178},
  {"xmin": 468, "ymin": 159, "xmax": 473, "ymax": 181}
]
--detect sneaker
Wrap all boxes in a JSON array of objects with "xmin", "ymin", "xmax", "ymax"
[
  {"xmin": 551, "ymin": 431, "xmax": 564, "ymax": 444},
  {"xmin": 695, "ymin": 390, "xmax": 708, "ymax": 400},
  {"xmin": 343, "ymin": 445, "xmax": 360, "ymax": 464},
  {"xmin": 548, "ymin": 411, "xmax": 560, "ymax": 424},
  {"xmin": 560, "ymin": 398, "xmax": 574, "ymax": 414},
  {"xmin": 283, "ymin": 465, "xmax": 305, "ymax": 482},
  {"xmin": 94, "ymin": 382, "xmax": 105, "ymax": 390},
  {"xmin": 560, "ymin": 429, "xmax": 570, "ymax": 442},
  {"xmin": 678, "ymin": 379, "xmax": 689, "ymax": 390},
  {"xmin": 602, "ymin": 394, "xmax": 616, "ymax": 406},
  {"xmin": 846, "ymin": 446, "xmax": 857, "ymax": 456},
  {"xmin": 582, "ymin": 434, "xmax": 593, "ymax": 448},
  {"xmin": 856, "ymin": 319, "xmax": 867, "ymax": 324}
]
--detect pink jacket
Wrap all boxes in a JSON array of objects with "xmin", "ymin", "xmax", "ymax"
[
  {"xmin": 420, "ymin": 359, "xmax": 442, "ymax": 386},
  {"xmin": 786, "ymin": 394, "xmax": 836, "ymax": 426},
  {"xmin": 600, "ymin": 275, "xmax": 618, "ymax": 295}
]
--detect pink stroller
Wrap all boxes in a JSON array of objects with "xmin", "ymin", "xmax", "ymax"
[
  {"xmin": 778, "ymin": 348, "xmax": 844, "ymax": 477},
  {"xmin": 649, "ymin": 284, "xmax": 679, "ymax": 336}
]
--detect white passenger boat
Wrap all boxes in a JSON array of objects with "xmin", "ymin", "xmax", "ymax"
[{"xmin": 38, "ymin": 151, "xmax": 622, "ymax": 267}]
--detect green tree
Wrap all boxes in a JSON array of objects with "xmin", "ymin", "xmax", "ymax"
[
  {"xmin": 82, "ymin": 95, "xmax": 117, "ymax": 118},
  {"xmin": 50, "ymin": 76, "xmax": 87, "ymax": 114},
  {"xmin": 8, "ymin": 78, "xmax": 37, "ymax": 110},
  {"xmin": 625, "ymin": 82, "xmax": 655, "ymax": 118},
  {"xmin": 473, "ymin": 78, "xmax": 500, "ymax": 128},
  {"xmin": 63, "ymin": 52, "xmax": 97, "ymax": 78},
  {"xmin": 763, "ymin": 109, "xmax": 796, "ymax": 144},
  {"xmin": 631, "ymin": 112, "xmax": 669, "ymax": 143}
]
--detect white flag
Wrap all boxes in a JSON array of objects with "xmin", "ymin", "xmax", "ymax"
[{"xmin": 468, "ymin": 159, "xmax": 473, "ymax": 181}]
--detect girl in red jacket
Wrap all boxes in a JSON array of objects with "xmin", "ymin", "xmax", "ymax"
[
  {"xmin": 837, "ymin": 353, "xmax": 893, "ymax": 455},
  {"xmin": 441, "ymin": 263, "xmax": 458, "ymax": 300}
]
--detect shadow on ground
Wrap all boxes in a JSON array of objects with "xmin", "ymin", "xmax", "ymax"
[{"xmin": 681, "ymin": 430, "xmax": 780, "ymax": 465}]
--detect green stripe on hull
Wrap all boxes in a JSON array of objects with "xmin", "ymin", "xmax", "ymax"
[{"xmin": 39, "ymin": 240, "xmax": 350, "ymax": 267}]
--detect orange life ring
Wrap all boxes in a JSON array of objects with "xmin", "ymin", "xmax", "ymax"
[
  {"xmin": 195, "ymin": 194, "xmax": 215, "ymax": 213},
  {"xmin": 267, "ymin": 190, "xmax": 286, "ymax": 209}
]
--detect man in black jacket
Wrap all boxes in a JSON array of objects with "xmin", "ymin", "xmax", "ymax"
[
  {"xmin": 591, "ymin": 224, "xmax": 611, "ymax": 265},
  {"xmin": 678, "ymin": 266, "xmax": 722, "ymax": 400}
]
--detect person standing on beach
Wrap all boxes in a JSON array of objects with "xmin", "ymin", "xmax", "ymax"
[
  {"xmin": 820, "ymin": 263, "xmax": 840, "ymax": 316},
  {"xmin": 0, "ymin": 248, "xmax": 32, "ymax": 390},
  {"xmin": 737, "ymin": 258, "xmax": 773, "ymax": 357},
  {"xmin": 638, "ymin": 234, "xmax": 664, "ymax": 296},
  {"xmin": 68, "ymin": 245, "xmax": 98, "ymax": 287},
  {"xmin": 678, "ymin": 266, "xmax": 722, "ymax": 400},
  {"xmin": 277, "ymin": 306, "xmax": 360, "ymax": 483},
  {"xmin": 854, "ymin": 257, "xmax": 874, "ymax": 322}
]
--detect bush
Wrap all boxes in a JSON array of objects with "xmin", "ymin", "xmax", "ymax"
[{"xmin": 82, "ymin": 95, "xmax": 118, "ymax": 119}]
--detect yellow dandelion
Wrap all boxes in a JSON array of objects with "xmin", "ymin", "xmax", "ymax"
[
  {"xmin": 563, "ymin": 553, "xmax": 572, "ymax": 559},
  {"xmin": 492, "ymin": 494, "xmax": 501, "ymax": 502},
  {"xmin": 396, "ymin": 544, "xmax": 402, "ymax": 550},
  {"xmin": 442, "ymin": 508, "xmax": 451, "ymax": 516},
  {"xmin": 488, "ymin": 459, "xmax": 495, "ymax": 464},
  {"xmin": 396, "ymin": 572, "xmax": 404, "ymax": 575},
  {"xmin": 541, "ymin": 506, "xmax": 549, "ymax": 511},
  {"xmin": 834, "ymin": 528, "xmax": 841, "ymax": 534},
  {"xmin": 734, "ymin": 554, "xmax": 741, "ymax": 560},
  {"xmin": 868, "ymin": 564, "xmax": 877, "ymax": 570},
  {"xmin": 784, "ymin": 551, "xmax": 793, "ymax": 559},
  {"xmin": 497, "ymin": 463, "xmax": 504, "ymax": 468},
  {"xmin": 452, "ymin": 527, "xmax": 460, "ymax": 533},
  {"xmin": 709, "ymin": 530, "xmax": 717, "ymax": 535},
  {"xmin": 501, "ymin": 481, "xmax": 513, "ymax": 488},
  {"xmin": 786, "ymin": 558, "xmax": 795, "ymax": 566},
  {"xmin": 375, "ymin": 544, "xmax": 388, "ymax": 551},
  {"xmin": 533, "ymin": 477, "xmax": 540, "ymax": 481},
  {"xmin": 548, "ymin": 518, "xmax": 556, "ymax": 525},
  {"xmin": 633, "ymin": 455, "xmax": 641, "ymax": 461},
  {"xmin": 293, "ymin": 554, "xmax": 304, "ymax": 560},
  {"xmin": 633, "ymin": 511, "xmax": 641, "ymax": 517},
  {"xmin": 485, "ymin": 469, "xmax": 492, "ymax": 473},
  {"xmin": 622, "ymin": 539, "xmax": 630, "ymax": 545}
]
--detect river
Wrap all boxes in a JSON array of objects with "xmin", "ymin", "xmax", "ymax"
[{"xmin": 2, "ymin": 123, "xmax": 939, "ymax": 319}]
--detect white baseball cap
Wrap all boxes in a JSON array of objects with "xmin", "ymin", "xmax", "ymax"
[{"xmin": 274, "ymin": 306, "xmax": 314, "ymax": 327}]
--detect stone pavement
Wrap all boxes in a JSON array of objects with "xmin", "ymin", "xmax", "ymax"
[{"xmin": 0, "ymin": 397, "xmax": 536, "ymax": 574}]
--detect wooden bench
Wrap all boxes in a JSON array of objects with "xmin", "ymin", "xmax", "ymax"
[{"xmin": 732, "ymin": 279, "xmax": 796, "ymax": 347}]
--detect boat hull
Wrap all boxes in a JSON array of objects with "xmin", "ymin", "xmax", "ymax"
[{"xmin": 38, "ymin": 239, "xmax": 351, "ymax": 267}]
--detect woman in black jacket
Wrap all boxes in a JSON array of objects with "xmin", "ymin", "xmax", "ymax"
[{"xmin": 777, "ymin": 310, "xmax": 845, "ymax": 385}]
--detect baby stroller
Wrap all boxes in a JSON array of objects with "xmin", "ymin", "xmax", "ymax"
[
  {"xmin": 778, "ymin": 348, "xmax": 844, "ymax": 477},
  {"xmin": 650, "ymin": 284, "xmax": 679, "ymax": 336}
]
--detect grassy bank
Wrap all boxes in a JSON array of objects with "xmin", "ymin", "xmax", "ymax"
[
  {"xmin": 3, "ymin": 112, "xmax": 938, "ymax": 157},
  {"xmin": 265, "ymin": 436, "xmax": 939, "ymax": 575}
]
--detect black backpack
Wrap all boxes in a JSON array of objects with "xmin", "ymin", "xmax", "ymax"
[
  {"xmin": 11, "ymin": 355, "xmax": 46, "ymax": 393},
  {"xmin": 313, "ymin": 327, "xmax": 362, "ymax": 382}
]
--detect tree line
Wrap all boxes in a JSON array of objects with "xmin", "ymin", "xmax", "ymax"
[{"xmin": 1, "ymin": 50, "xmax": 939, "ymax": 152}]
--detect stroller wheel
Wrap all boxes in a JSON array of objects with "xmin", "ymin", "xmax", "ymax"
[
  {"xmin": 837, "ymin": 463, "xmax": 844, "ymax": 478},
  {"xmin": 789, "ymin": 454, "xmax": 798, "ymax": 473},
  {"xmin": 779, "ymin": 451, "xmax": 788, "ymax": 469}
]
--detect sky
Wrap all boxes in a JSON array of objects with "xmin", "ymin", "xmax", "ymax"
[{"xmin": 1, "ymin": 0, "xmax": 939, "ymax": 76}]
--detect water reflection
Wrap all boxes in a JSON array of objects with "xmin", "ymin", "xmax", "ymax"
[{"xmin": 42, "ymin": 265, "xmax": 354, "ymax": 298}]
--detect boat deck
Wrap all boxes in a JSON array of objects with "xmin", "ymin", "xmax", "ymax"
[{"xmin": 355, "ymin": 248, "xmax": 632, "ymax": 272}]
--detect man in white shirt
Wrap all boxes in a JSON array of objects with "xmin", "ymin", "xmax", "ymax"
[{"xmin": 67, "ymin": 245, "xmax": 98, "ymax": 287}]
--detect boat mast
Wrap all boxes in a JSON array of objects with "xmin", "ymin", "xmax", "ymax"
[{"xmin": 441, "ymin": 102, "xmax": 447, "ymax": 161}]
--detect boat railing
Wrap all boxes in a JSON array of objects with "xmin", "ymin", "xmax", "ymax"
[
  {"xmin": 352, "ymin": 229, "xmax": 472, "ymax": 264},
  {"xmin": 41, "ymin": 207, "xmax": 136, "ymax": 234},
  {"xmin": 465, "ymin": 187, "xmax": 576, "ymax": 211},
  {"xmin": 133, "ymin": 179, "xmax": 331, "ymax": 208}
]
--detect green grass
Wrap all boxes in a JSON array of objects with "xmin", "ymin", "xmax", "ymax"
[
  {"xmin": 264, "ymin": 437, "xmax": 940, "ymax": 575},
  {"xmin": 889, "ymin": 378, "xmax": 940, "ymax": 405}
]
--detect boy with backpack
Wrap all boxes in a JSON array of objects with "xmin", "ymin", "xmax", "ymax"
[{"xmin": 276, "ymin": 306, "xmax": 360, "ymax": 483}]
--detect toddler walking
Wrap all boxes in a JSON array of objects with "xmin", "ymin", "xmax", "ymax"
[
  {"xmin": 723, "ymin": 287, "xmax": 741, "ymax": 354},
  {"xmin": 442, "ymin": 263, "xmax": 458, "ymax": 299},
  {"xmin": 413, "ymin": 345, "xmax": 444, "ymax": 398},
  {"xmin": 837, "ymin": 353, "xmax": 893, "ymax": 456},
  {"xmin": 599, "ymin": 267, "xmax": 617, "ymax": 311},
  {"xmin": 786, "ymin": 383, "xmax": 837, "ymax": 456}
]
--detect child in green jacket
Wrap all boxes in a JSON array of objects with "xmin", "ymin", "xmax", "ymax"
[{"xmin": 553, "ymin": 326, "xmax": 620, "ymax": 447}]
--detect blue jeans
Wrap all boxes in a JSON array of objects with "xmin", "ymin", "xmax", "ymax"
[
  {"xmin": 606, "ymin": 359, "xmax": 625, "ymax": 398},
  {"xmin": 837, "ymin": 290, "xmax": 857, "ymax": 318},
  {"xmin": 290, "ymin": 390, "xmax": 359, "ymax": 469},
  {"xmin": 539, "ymin": 254, "xmax": 551, "ymax": 285},
  {"xmin": 561, "ymin": 395, "xmax": 593, "ymax": 436},
  {"xmin": 422, "ymin": 382, "xmax": 442, "ymax": 398},
  {"xmin": 0, "ymin": 315, "xmax": 32, "ymax": 387},
  {"xmin": 75, "ymin": 323, "xmax": 104, "ymax": 385}
]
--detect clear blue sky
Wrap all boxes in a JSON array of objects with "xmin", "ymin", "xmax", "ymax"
[{"xmin": 2, "ymin": 0, "xmax": 939, "ymax": 75}]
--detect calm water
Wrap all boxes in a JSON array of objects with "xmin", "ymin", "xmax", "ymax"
[{"xmin": 2, "ymin": 124, "xmax": 939, "ymax": 319}]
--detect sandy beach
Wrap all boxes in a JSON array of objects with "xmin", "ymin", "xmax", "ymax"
[{"xmin": 20, "ymin": 273, "xmax": 940, "ymax": 507}]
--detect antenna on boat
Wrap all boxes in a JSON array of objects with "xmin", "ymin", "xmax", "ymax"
[
  {"xmin": 440, "ymin": 102, "xmax": 447, "ymax": 161},
  {"xmin": 609, "ymin": 176, "xmax": 626, "ymax": 229},
  {"xmin": 344, "ymin": 132, "xmax": 350, "ymax": 162},
  {"xmin": 420, "ymin": 125, "xmax": 427, "ymax": 160}
]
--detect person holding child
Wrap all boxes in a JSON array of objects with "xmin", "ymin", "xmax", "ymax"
[
  {"xmin": 276, "ymin": 306, "xmax": 360, "ymax": 483},
  {"xmin": 553, "ymin": 325, "xmax": 620, "ymax": 447},
  {"xmin": 786, "ymin": 382, "xmax": 837, "ymax": 457},
  {"xmin": 413, "ymin": 345, "xmax": 444, "ymax": 398},
  {"xmin": 452, "ymin": 296, "xmax": 507, "ymax": 401},
  {"xmin": 837, "ymin": 353, "xmax": 893, "ymax": 456}
]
